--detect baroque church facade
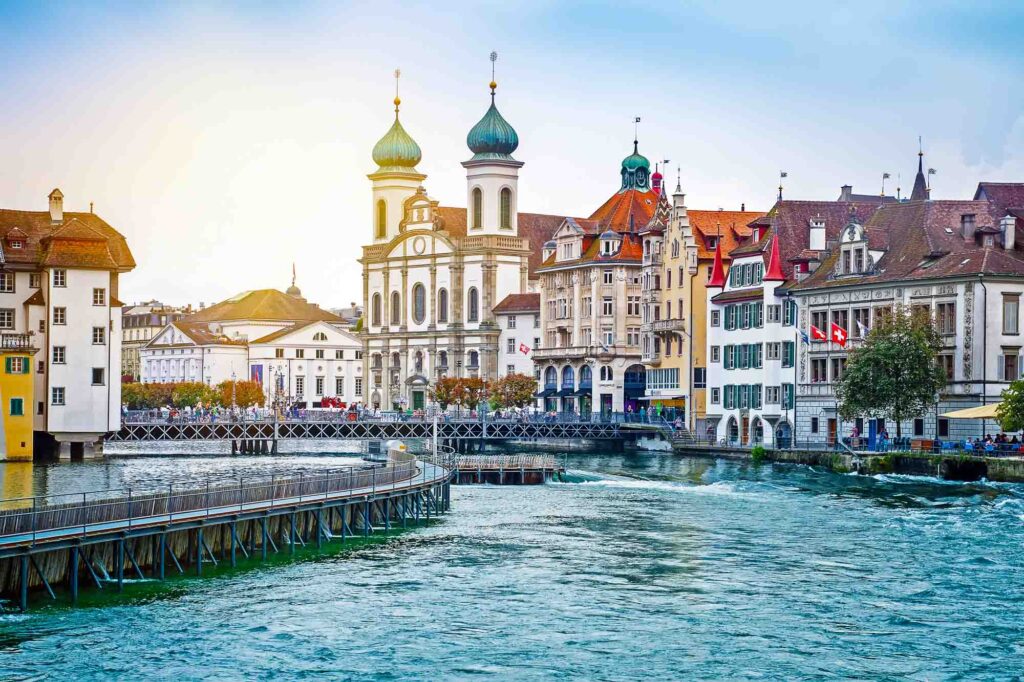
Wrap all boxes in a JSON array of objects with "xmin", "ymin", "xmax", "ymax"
[{"xmin": 359, "ymin": 78, "xmax": 564, "ymax": 410}]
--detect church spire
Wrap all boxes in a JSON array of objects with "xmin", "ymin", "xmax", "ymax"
[{"xmin": 910, "ymin": 137, "xmax": 929, "ymax": 201}]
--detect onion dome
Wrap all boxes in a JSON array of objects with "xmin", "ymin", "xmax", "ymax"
[
  {"xmin": 372, "ymin": 97, "xmax": 422, "ymax": 172},
  {"xmin": 543, "ymin": 240, "xmax": 556, "ymax": 249},
  {"xmin": 619, "ymin": 140, "xmax": 651, "ymax": 191},
  {"xmin": 467, "ymin": 82, "xmax": 519, "ymax": 161}
]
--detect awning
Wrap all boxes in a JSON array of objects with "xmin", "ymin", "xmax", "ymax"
[
  {"xmin": 556, "ymin": 388, "xmax": 575, "ymax": 397},
  {"xmin": 575, "ymin": 387, "xmax": 592, "ymax": 396},
  {"xmin": 637, "ymin": 394, "xmax": 687, "ymax": 401},
  {"xmin": 534, "ymin": 388, "xmax": 556, "ymax": 398},
  {"xmin": 940, "ymin": 403, "xmax": 1001, "ymax": 419}
]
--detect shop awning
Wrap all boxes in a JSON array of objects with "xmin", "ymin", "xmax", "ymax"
[
  {"xmin": 534, "ymin": 388, "xmax": 556, "ymax": 398},
  {"xmin": 574, "ymin": 387, "xmax": 592, "ymax": 396},
  {"xmin": 940, "ymin": 403, "xmax": 1001, "ymax": 419},
  {"xmin": 556, "ymin": 388, "xmax": 575, "ymax": 397},
  {"xmin": 636, "ymin": 394, "xmax": 687, "ymax": 401}
]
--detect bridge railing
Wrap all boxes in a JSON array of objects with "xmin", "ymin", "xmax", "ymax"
[
  {"xmin": 120, "ymin": 410, "xmax": 664, "ymax": 427},
  {"xmin": 0, "ymin": 454, "xmax": 453, "ymax": 545}
]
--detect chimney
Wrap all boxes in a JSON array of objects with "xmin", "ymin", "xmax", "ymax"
[
  {"xmin": 809, "ymin": 217, "xmax": 826, "ymax": 251},
  {"xmin": 1001, "ymin": 214, "xmax": 1016, "ymax": 251},
  {"xmin": 839, "ymin": 185, "xmax": 852, "ymax": 202},
  {"xmin": 961, "ymin": 214, "xmax": 976, "ymax": 243},
  {"xmin": 48, "ymin": 188, "xmax": 64, "ymax": 223}
]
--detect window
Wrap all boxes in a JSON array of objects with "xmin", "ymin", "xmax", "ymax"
[
  {"xmin": 438, "ymin": 288, "xmax": 449, "ymax": 323},
  {"xmin": 913, "ymin": 418, "xmax": 924, "ymax": 437},
  {"xmin": 52, "ymin": 307, "xmax": 66, "ymax": 325},
  {"xmin": 376, "ymin": 200, "xmax": 387, "ymax": 239},
  {"xmin": 336, "ymin": 376, "xmax": 345, "ymax": 394},
  {"xmin": 627, "ymin": 296, "xmax": 640, "ymax": 316},
  {"xmin": 36, "ymin": 401, "xmax": 43, "ymax": 415},
  {"xmin": 0, "ymin": 273, "xmax": 13, "ymax": 293},
  {"xmin": 9, "ymin": 398, "xmax": 23, "ymax": 416},
  {"xmin": 711, "ymin": 310, "xmax": 720, "ymax": 327},
  {"xmin": 765, "ymin": 386, "xmax": 780, "ymax": 404},
  {"xmin": 472, "ymin": 188, "xmax": 483, "ymax": 229},
  {"xmin": 92, "ymin": 327, "xmax": 106, "ymax": 345},
  {"xmin": 853, "ymin": 308, "xmax": 870, "ymax": 338},
  {"xmin": 507, "ymin": 338, "xmax": 515, "ymax": 354},
  {"xmin": 29, "ymin": 273, "xmax": 41, "ymax": 289},
  {"xmin": 500, "ymin": 187, "xmax": 512, "ymax": 228},
  {"xmin": 782, "ymin": 341, "xmax": 795, "ymax": 368},
  {"xmin": 91, "ymin": 367, "xmax": 105, "ymax": 385},
  {"xmin": 724, "ymin": 305, "xmax": 736, "ymax": 330},
  {"xmin": 938, "ymin": 418, "xmax": 950, "ymax": 438},
  {"xmin": 832, "ymin": 309, "xmax": 849, "ymax": 335},
  {"xmin": 313, "ymin": 332, "xmax": 328, "ymax": 341},
  {"xmin": 811, "ymin": 311, "xmax": 828, "ymax": 333},
  {"xmin": 710, "ymin": 346, "xmax": 720, "ymax": 363},
  {"xmin": 467, "ymin": 287, "xmax": 479, "ymax": 322},
  {"xmin": 782, "ymin": 383, "xmax": 794, "ymax": 410},
  {"xmin": 766, "ymin": 342, "xmax": 781, "ymax": 361},
  {"xmin": 1003, "ymin": 352, "xmax": 1018, "ymax": 381},
  {"xmin": 5, "ymin": 357, "xmax": 25, "ymax": 373},
  {"xmin": 390, "ymin": 291, "xmax": 401, "ymax": 326},
  {"xmin": 295, "ymin": 376, "xmax": 305, "ymax": 397},
  {"xmin": 53, "ymin": 269, "xmax": 66, "ymax": 287},
  {"xmin": 52, "ymin": 346, "xmax": 66, "ymax": 364},
  {"xmin": 693, "ymin": 367, "xmax": 706, "ymax": 389},
  {"xmin": 51, "ymin": 386, "xmax": 65, "ymax": 406},
  {"xmin": 315, "ymin": 349, "xmax": 325, "ymax": 359},
  {"xmin": 602, "ymin": 297, "xmax": 613, "ymax": 316},
  {"xmin": 275, "ymin": 348, "xmax": 284, "ymax": 359},
  {"xmin": 468, "ymin": 350, "xmax": 479, "ymax": 368},
  {"xmin": 938, "ymin": 354, "xmax": 954, "ymax": 381},
  {"xmin": 810, "ymin": 417, "xmax": 819, "ymax": 433},
  {"xmin": 355, "ymin": 351, "xmax": 363, "ymax": 360},
  {"xmin": 412, "ymin": 283, "xmax": 426, "ymax": 324},
  {"xmin": 507, "ymin": 364, "xmax": 515, "ymax": 375},
  {"xmin": 335, "ymin": 350, "xmax": 344, "ymax": 360},
  {"xmin": 507, "ymin": 314, "xmax": 517, "ymax": 329},
  {"xmin": 936, "ymin": 302, "xmax": 956, "ymax": 336},
  {"xmin": 603, "ymin": 269, "xmax": 613, "ymax": 285},
  {"xmin": 602, "ymin": 329, "xmax": 614, "ymax": 347},
  {"xmin": 438, "ymin": 351, "xmax": 448, "ymax": 368},
  {"xmin": 296, "ymin": 349, "xmax": 305, "ymax": 359},
  {"xmin": 626, "ymin": 327, "xmax": 640, "ymax": 346},
  {"xmin": 92, "ymin": 288, "xmax": 106, "ymax": 306},
  {"xmin": 767, "ymin": 304, "xmax": 781, "ymax": 323},
  {"xmin": 371, "ymin": 293, "xmax": 382, "ymax": 326},
  {"xmin": 711, "ymin": 387, "xmax": 720, "ymax": 404},
  {"xmin": 354, "ymin": 378, "xmax": 363, "ymax": 396},
  {"xmin": 0, "ymin": 309, "xmax": 12, "ymax": 330},
  {"xmin": 315, "ymin": 376, "xmax": 325, "ymax": 396},
  {"xmin": 811, "ymin": 358, "xmax": 827, "ymax": 383},
  {"xmin": 36, "ymin": 360, "xmax": 43, "ymax": 374},
  {"xmin": 830, "ymin": 357, "xmax": 846, "ymax": 382},
  {"xmin": 1003, "ymin": 295, "xmax": 1019, "ymax": 334}
]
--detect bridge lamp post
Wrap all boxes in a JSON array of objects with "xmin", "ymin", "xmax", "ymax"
[{"xmin": 231, "ymin": 370, "xmax": 238, "ymax": 417}]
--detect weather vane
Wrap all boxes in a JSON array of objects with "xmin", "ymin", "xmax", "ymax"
[
  {"xmin": 393, "ymin": 68, "xmax": 401, "ymax": 113},
  {"xmin": 634, "ymin": 116, "xmax": 641, "ymax": 143},
  {"xmin": 490, "ymin": 51, "xmax": 498, "ymax": 95}
]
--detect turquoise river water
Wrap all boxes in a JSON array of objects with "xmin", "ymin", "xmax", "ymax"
[{"xmin": 1, "ymin": 446, "xmax": 1023, "ymax": 680}]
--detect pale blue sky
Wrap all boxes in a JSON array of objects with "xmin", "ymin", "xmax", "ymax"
[{"xmin": 0, "ymin": 1, "xmax": 1020, "ymax": 306}]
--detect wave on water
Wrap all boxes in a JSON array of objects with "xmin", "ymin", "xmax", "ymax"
[{"xmin": 563, "ymin": 476, "xmax": 754, "ymax": 497}]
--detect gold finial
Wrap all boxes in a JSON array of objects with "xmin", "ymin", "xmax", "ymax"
[
  {"xmin": 490, "ymin": 51, "xmax": 498, "ymax": 95},
  {"xmin": 393, "ymin": 68, "xmax": 401, "ymax": 113}
]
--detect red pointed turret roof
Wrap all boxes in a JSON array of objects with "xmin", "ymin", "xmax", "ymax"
[
  {"xmin": 763, "ymin": 232, "xmax": 786, "ymax": 281},
  {"xmin": 707, "ymin": 238, "xmax": 726, "ymax": 288}
]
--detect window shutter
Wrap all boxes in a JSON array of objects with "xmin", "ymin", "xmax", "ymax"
[
  {"xmin": 22, "ymin": 357, "xmax": 29, "ymax": 374},
  {"xmin": 998, "ymin": 355, "xmax": 1005, "ymax": 381},
  {"xmin": 3, "ymin": 357, "xmax": 9, "ymax": 374}
]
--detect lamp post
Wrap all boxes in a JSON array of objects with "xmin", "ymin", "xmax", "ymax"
[{"xmin": 231, "ymin": 369, "xmax": 237, "ymax": 418}]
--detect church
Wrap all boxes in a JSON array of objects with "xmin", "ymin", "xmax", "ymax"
[{"xmin": 359, "ymin": 72, "xmax": 565, "ymax": 410}]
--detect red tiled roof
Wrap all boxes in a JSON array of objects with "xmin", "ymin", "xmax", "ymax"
[
  {"xmin": 493, "ymin": 293, "xmax": 540, "ymax": 314},
  {"xmin": 0, "ymin": 209, "xmax": 134, "ymax": 271},
  {"xmin": 173, "ymin": 322, "xmax": 247, "ymax": 346},
  {"xmin": 588, "ymin": 188, "xmax": 658, "ymax": 232},
  {"xmin": 975, "ymin": 183, "xmax": 1024, "ymax": 214},
  {"xmin": 184, "ymin": 289, "xmax": 344, "ymax": 324},
  {"xmin": 688, "ymin": 210, "xmax": 764, "ymax": 261}
]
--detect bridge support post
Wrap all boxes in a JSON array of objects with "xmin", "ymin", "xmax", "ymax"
[
  {"xmin": 290, "ymin": 513, "xmax": 296, "ymax": 554},
  {"xmin": 19, "ymin": 554, "xmax": 28, "ymax": 611},
  {"xmin": 230, "ymin": 521, "xmax": 237, "ymax": 568},
  {"xmin": 316, "ymin": 509, "xmax": 323, "ymax": 549},
  {"xmin": 261, "ymin": 516, "xmax": 268, "ymax": 561},
  {"xmin": 197, "ymin": 528, "xmax": 204, "ymax": 576},
  {"xmin": 383, "ymin": 499, "xmax": 390, "ymax": 532},
  {"xmin": 363, "ymin": 500, "xmax": 370, "ymax": 536},
  {"xmin": 70, "ymin": 546, "xmax": 79, "ymax": 605},
  {"xmin": 117, "ymin": 538, "xmax": 125, "ymax": 591},
  {"xmin": 158, "ymin": 533, "xmax": 166, "ymax": 579},
  {"xmin": 231, "ymin": 440, "xmax": 238, "ymax": 455}
]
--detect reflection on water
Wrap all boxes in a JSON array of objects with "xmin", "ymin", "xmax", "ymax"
[{"xmin": 1, "ymin": 447, "xmax": 1023, "ymax": 679}]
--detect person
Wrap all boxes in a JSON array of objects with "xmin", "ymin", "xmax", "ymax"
[{"xmin": 639, "ymin": 405, "xmax": 647, "ymax": 423}]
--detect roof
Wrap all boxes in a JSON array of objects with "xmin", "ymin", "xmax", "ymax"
[
  {"xmin": 792, "ymin": 198, "xmax": 1024, "ymax": 291},
  {"xmin": 711, "ymin": 287, "xmax": 764, "ymax": 304},
  {"xmin": 587, "ymin": 188, "xmax": 658, "ymax": 233},
  {"xmin": 433, "ymin": 207, "xmax": 570, "ymax": 278},
  {"xmin": 536, "ymin": 231, "xmax": 644, "ymax": 270},
  {"xmin": 975, "ymin": 182, "xmax": 1024, "ymax": 215},
  {"xmin": 688, "ymin": 210, "xmax": 764, "ymax": 261},
  {"xmin": 173, "ymin": 322, "xmax": 247, "ymax": 346},
  {"xmin": 183, "ymin": 289, "xmax": 344, "ymax": 324},
  {"xmin": 0, "ymin": 208, "xmax": 134, "ymax": 271},
  {"xmin": 493, "ymin": 293, "xmax": 540, "ymax": 314}
]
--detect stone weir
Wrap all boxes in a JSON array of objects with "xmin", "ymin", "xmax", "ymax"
[{"xmin": 0, "ymin": 448, "xmax": 455, "ymax": 611}]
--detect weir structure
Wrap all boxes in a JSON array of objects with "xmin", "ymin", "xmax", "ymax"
[{"xmin": 0, "ymin": 446, "xmax": 455, "ymax": 611}]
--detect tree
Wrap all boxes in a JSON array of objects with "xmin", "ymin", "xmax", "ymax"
[
  {"xmin": 836, "ymin": 305, "xmax": 947, "ymax": 438},
  {"xmin": 490, "ymin": 373, "xmax": 537, "ymax": 409},
  {"xmin": 215, "ymin": 380, "xmax": 265, "ymax": 408},
  {"xmin": 121, "ymin": 382, "xmax": 149, "ymax": 409},
  {"xmin": 172, "ymin": 382, "xmax": 218, "ymax": 408},
  {"xmin": 997, "ymin": 380, "xmax": 1024, "ymax": 432},
  {"xmin": 459, "ymin": 377, "xmax": 488, "ymax": 410},
  {"xmin": 429, "ymin": 376, "xmax": 461, "ymax": 409}
]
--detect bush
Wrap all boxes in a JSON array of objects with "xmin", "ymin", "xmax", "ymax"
[{"xmin": 750, "ymin": 445, "xmax": 767, "ymax": 465}]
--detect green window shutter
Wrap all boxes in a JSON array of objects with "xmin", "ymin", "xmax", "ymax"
[
  {"xmin": 22, "ymin": 357, "xmax": 29, "ymax": 374},
  {"xmin": 4, "ymin": 357, "xmax": 10, "ymax": 374}
]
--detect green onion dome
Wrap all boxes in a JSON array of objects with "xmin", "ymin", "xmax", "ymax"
[
  {"xmin": 619, "ymin": 140, "xmax": 651, "ymax": 191},
  {"xmin": 621, "ymin": 141, "xmax": 650, "ymax": 172},
  {"xmin": 466, "ymin": 83, "xmax": 519, "ymax": 161},
  {"xmin": 372, "ymin": 97, "xmax": 422, "ymax": 171}
]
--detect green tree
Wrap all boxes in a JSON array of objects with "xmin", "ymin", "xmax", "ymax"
[
  {"xmin": 836, "ymin": 305, "xmax": 947, "ymax": 438},
  {"xmin": 459, "ymin": 377, "xmax": 487, "ymax": 410},
  {"xmin": 215, "ymin": 380, "xmax": 265, "ymax": 408},
  {"xmin": 172, "ymin": 382, "xmax": 217, "ymax": 408},
  {"xmin": 490, "ymin": 373, "xmax": 537, "ymax": 409},
  {"xmin": 429, "ymin": 376, "xmax": 461, "ymax": 409},
  {"xmin": 997, "ymin": 380, "xmax": 1024, "ymax": 432}
]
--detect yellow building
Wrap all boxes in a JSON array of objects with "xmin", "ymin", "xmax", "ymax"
[{"xmin": 0, "ymin": 335, "xmax": 37, "ymax": 461}]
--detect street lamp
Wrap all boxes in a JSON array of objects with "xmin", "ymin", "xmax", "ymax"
[{"xmin": 231, "ymin": 369, "xmax": 237, "ymax": 417}]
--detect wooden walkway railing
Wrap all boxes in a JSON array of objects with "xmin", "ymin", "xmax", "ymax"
[{"xmin": 456, "ymin": 455, "xmax": 560, "ymax": 471}]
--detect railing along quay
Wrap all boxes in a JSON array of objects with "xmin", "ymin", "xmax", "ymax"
[
  {"xmin": 0, "ymin": 446, "xmax": 456, "ymax": 611},
  {"xmin": 454, "ymin": 454, "xmax": 566, "ymax": 485}
]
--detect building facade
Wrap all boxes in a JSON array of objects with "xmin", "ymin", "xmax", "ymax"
[
  {"xmin": 493, "ymin": 293, "xmax": 540, "ymax": 379},
  {"xmin": 0, "ymin": 189, "xmax": 135, "ymax": 458},
  {"xmin": 360, "ymin": 80, "xmax": 564, "ymax": 411},
  {"xmin": 121, "ymin": 300, "xmax": 193, "ymax": 380}
]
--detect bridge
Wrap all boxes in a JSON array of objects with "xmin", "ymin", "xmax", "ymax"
[{"xmin": 0, "ymin": 446, "xmax": 455, "ymax": 610}]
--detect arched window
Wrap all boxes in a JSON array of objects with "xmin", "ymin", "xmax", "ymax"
[
  {"xmin": 372, "ymin": 353, "xmax": 382, "ymax": 369},
  {"xmin": 468, "ymin": 350, "xmax": 479, "ymax": 368},
  {"xmin": 313, "ymin": 332, "xmax": 327, "ymax": 341},
  {"xmin": 472, "ymin": 188, "xmax": 483, "ymax": 229},
  {"xmin": 544, "ymin": 366, "xmax": 557, "ymax": 388},
  {"xmin": 467, "ymin": 287, "xmax": 479, "ymax": 322},
  {"xmin": 500, "ymin": 188, "xmax": 512, "ymax": 229},
  {"xmin": 391, "ymin": 352, "xmax": 401, "ymax": 367},
  {"xmin": 414, "ymin": 351, "xmax": 423, "ymax": 373},
  {"xmin": 390, "ymin": 291, "xmax": 401, "ymax": 326},
  {"xmin": 412, "ymin": 283, "xmax": 426, "ymax": 324},
  {"xmin": 561, "ymin": 366, "xmax": 575, "ymax": 388},
  {"xmin": 580, "ymin": 365, "xmax": 592, "ymax": 387},
  {"xmin": 438, "ymin": 350, "xmax": 448, "ymax": 368},
  {"xmin": 376, "ymin": 200, "xmax": 387, "ymax": 239},
  {"xmin": 437, "ymin": 288, "xmax": 448, "ymax": 323},
  {"xmin": 371, "ymin": 293, "xmax": 381, "ymax": 326}
]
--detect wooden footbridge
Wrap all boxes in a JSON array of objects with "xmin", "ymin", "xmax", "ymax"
[
  {"xmin": 0, "ymin": 447, "xmax": 455, "ymax": 611},
  {"xmin": 454, "ymin": 455, "xmax": 565, "ymax": 485}
]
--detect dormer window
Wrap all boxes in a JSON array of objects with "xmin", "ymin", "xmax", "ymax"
[
  {"xmin": 707, "ymin": 236, "xmax": 718, "ymax": 250},
  {"xmin": 9, "ymin": 240, "xmax": 22, "ymax": 249},
  {"xmin": 837, "ymin": 221, "xmax": 869, "ymax": 275}
]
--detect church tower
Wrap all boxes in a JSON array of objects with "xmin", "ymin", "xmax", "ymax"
[
  {"xmin": 368, "ymin": 72, "xmax": 426, "ymax": 243},
  {"xmin": 462, "ymin": 54, "xmax": 523, "ymax": 235}
]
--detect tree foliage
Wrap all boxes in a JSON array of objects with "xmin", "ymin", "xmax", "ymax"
[
  {"xmin": 215, "ymin": 380, "xmax": 265, "ymax": 408},
  {"xmin": 835, "ymin": 305, "xmax": 947, "ymax": 437},
  {"xmin": 122, "ymin": 382, "xmax": 178, "ymax": 409},
  {"xmin": 997, "ymin": 380, "xmax": 1024, "ymax": 432},
  {"xmin": 429, "ymin": 377, "xmax": 461, "ymax": 409},
  {"xmin": 458, "ymin": 377, "xmax": 487, "ymax": 410},
  {"xmin": 171, "ymin": 382, "xmax": 218, "ymax": 408},
  {"xmin": 489, "ymin": 373, "xmax": 537, "ymax": 409},
  {"xmin": 428, "ymin": 376, "xmax": 491, "ymax": 409}
]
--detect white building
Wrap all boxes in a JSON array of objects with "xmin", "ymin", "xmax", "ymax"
[
  {"xmin": 121, "ymin": 300, "xmax": 193, "ymax": 379},
  {"xmin": 360, "ymin": 78, "xmax": 564, "ymax": 411},
  {"xmin": 0, "ymin": 188, "xmax": 135, "ymax": 457},
  {"xmin": 493, "ymin": 293, "xmax": 540, "ymax": 378},
  {"xmin": 141, "ymin": 281, "xmax": 363, "ymax": 408}
]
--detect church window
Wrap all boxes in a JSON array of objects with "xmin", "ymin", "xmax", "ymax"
[
  {"xmin": 467, "ymin": 287, "xmax": 480, "ymax": 322},
  {"xmin": 438, "ymin": 288, "xmax": 449, "ymax": 323},
  {"xmin": 390, "ymin": 291, "xmax": 401, "ymax": 326},
  {"xmin": 500, "ymin": 188, "xmax": 512, "ymax": 229},
  {"xmin": 468, "ymin": 350, "xmax": 479, "ymax": 368},
  {"xmin": 439, "ymin": 350, "xmax": 448, "ymax": 368},
  {"xmin": 472, "ymin": 188, "xmax": 483, "ymax": 229},
  {"xmin": 375, "ymin": 200, "xmax": 387, "ymax": 239},
  {"xmin": 371, "ymin": 294, "xmax": 381, "ymax": 326},
  {"xmin": 412, "ymin": 283, "xmax": 426, "ymax": 324}
]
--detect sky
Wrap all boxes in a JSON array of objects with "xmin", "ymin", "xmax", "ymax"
[{"xmin": 0, "ymin": 1, "xmax": 1021, "ymax": 308}]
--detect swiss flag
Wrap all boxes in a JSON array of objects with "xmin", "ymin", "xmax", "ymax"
[
  {"xmin": 831, "ymin": 322, "xmax": 848, "ymax": 347},
  {"xmin": 810, "ymin": 325, "xmax": 827, "ymax": 342},
  {"xmin": 519, "ymin": 343, "xmax": 531, "ymax": 356}
]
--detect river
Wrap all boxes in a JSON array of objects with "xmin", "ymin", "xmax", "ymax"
[{"xmin": 1, "ymin": 447, "xmax": 1023, "ymax": 680}]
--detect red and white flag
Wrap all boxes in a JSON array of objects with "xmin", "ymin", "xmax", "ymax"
[
  {"xmin": 831, "ymin": 322, "xmax": 848, "ymax": 347},
  {"xmin": 519, "ymin": 343, "xmax": 531, "ymax": 356},
  {"xmin": 810, "ymin": 325, "xmax": 827, "ymax": 342}
]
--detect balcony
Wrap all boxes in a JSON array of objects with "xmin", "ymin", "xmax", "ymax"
[
  {"xmin": 0, "ymin": 333, "xmax": 35, "ymax": 350},
  {"xmin": 650, "ymin": 318, "xmax": 686, "ymax": 334},
  {"xmin": 532, "ymin": 345, "xmax": 640, "ymax": 361},
  {"xmin": 642, "ymin": 290, "xmax": 661, "ymax": 304},
  {"xmin": 642, "ymin": 251, "xmax": 663, "ymax": 267},
  {"xmin": 642, "ymin": 350, "xmax": 661, "ymax": 366}
]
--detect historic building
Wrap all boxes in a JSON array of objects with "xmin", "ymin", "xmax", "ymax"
[
  {"xmin": 359, "ymin": 78, "xmax": 564, "ymax": 411},
  {"xmin": 493, "ymin": 293, "xmax": 540, "ymax": 379},
  {"xmin": 121, "ymin": 300, "xmax": 194, "ymax": 380},
  {"xmin": 0, "ymin": 189, "xmax": 135, "ymax": 458},
  {"xmin": 789, "ymin": 170, "xmax": 1024, "ymax": 446},
  {"xmin": 534, "ymin": 140, "xmax": 660, "ymax": 414},
  {"xmin": 141, "ymin": 280, "xmax": 363, "ymax": 408}
]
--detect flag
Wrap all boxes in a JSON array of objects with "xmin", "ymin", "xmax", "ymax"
[
  {"xmin": 883, "ymin": 173, "xmax": 891, "ymax": 179},
  {"xmin": 810, "ymin": 325, "xmax": 827, "ymax": 342},
  {"xmin": 831, "ymin": 322, "xmax": 848, "ymax": 347},
  {"xmin": 856, "ymin": 320, "xmax": 869, "ymax": 338},
  {"xmin": 780, "ymin": 171, "xmax": 788, "ymax": 178},
  {"xmin": 518, "ymin": 343, "xmax": 531, "ymax": 356},
  {"xmin": 799, "ymin": 330, "xmax": 810, "ymax": 345},
  {"xmin": 250, "ymin": 365, "xmax": 263, "ymax": 386}
]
